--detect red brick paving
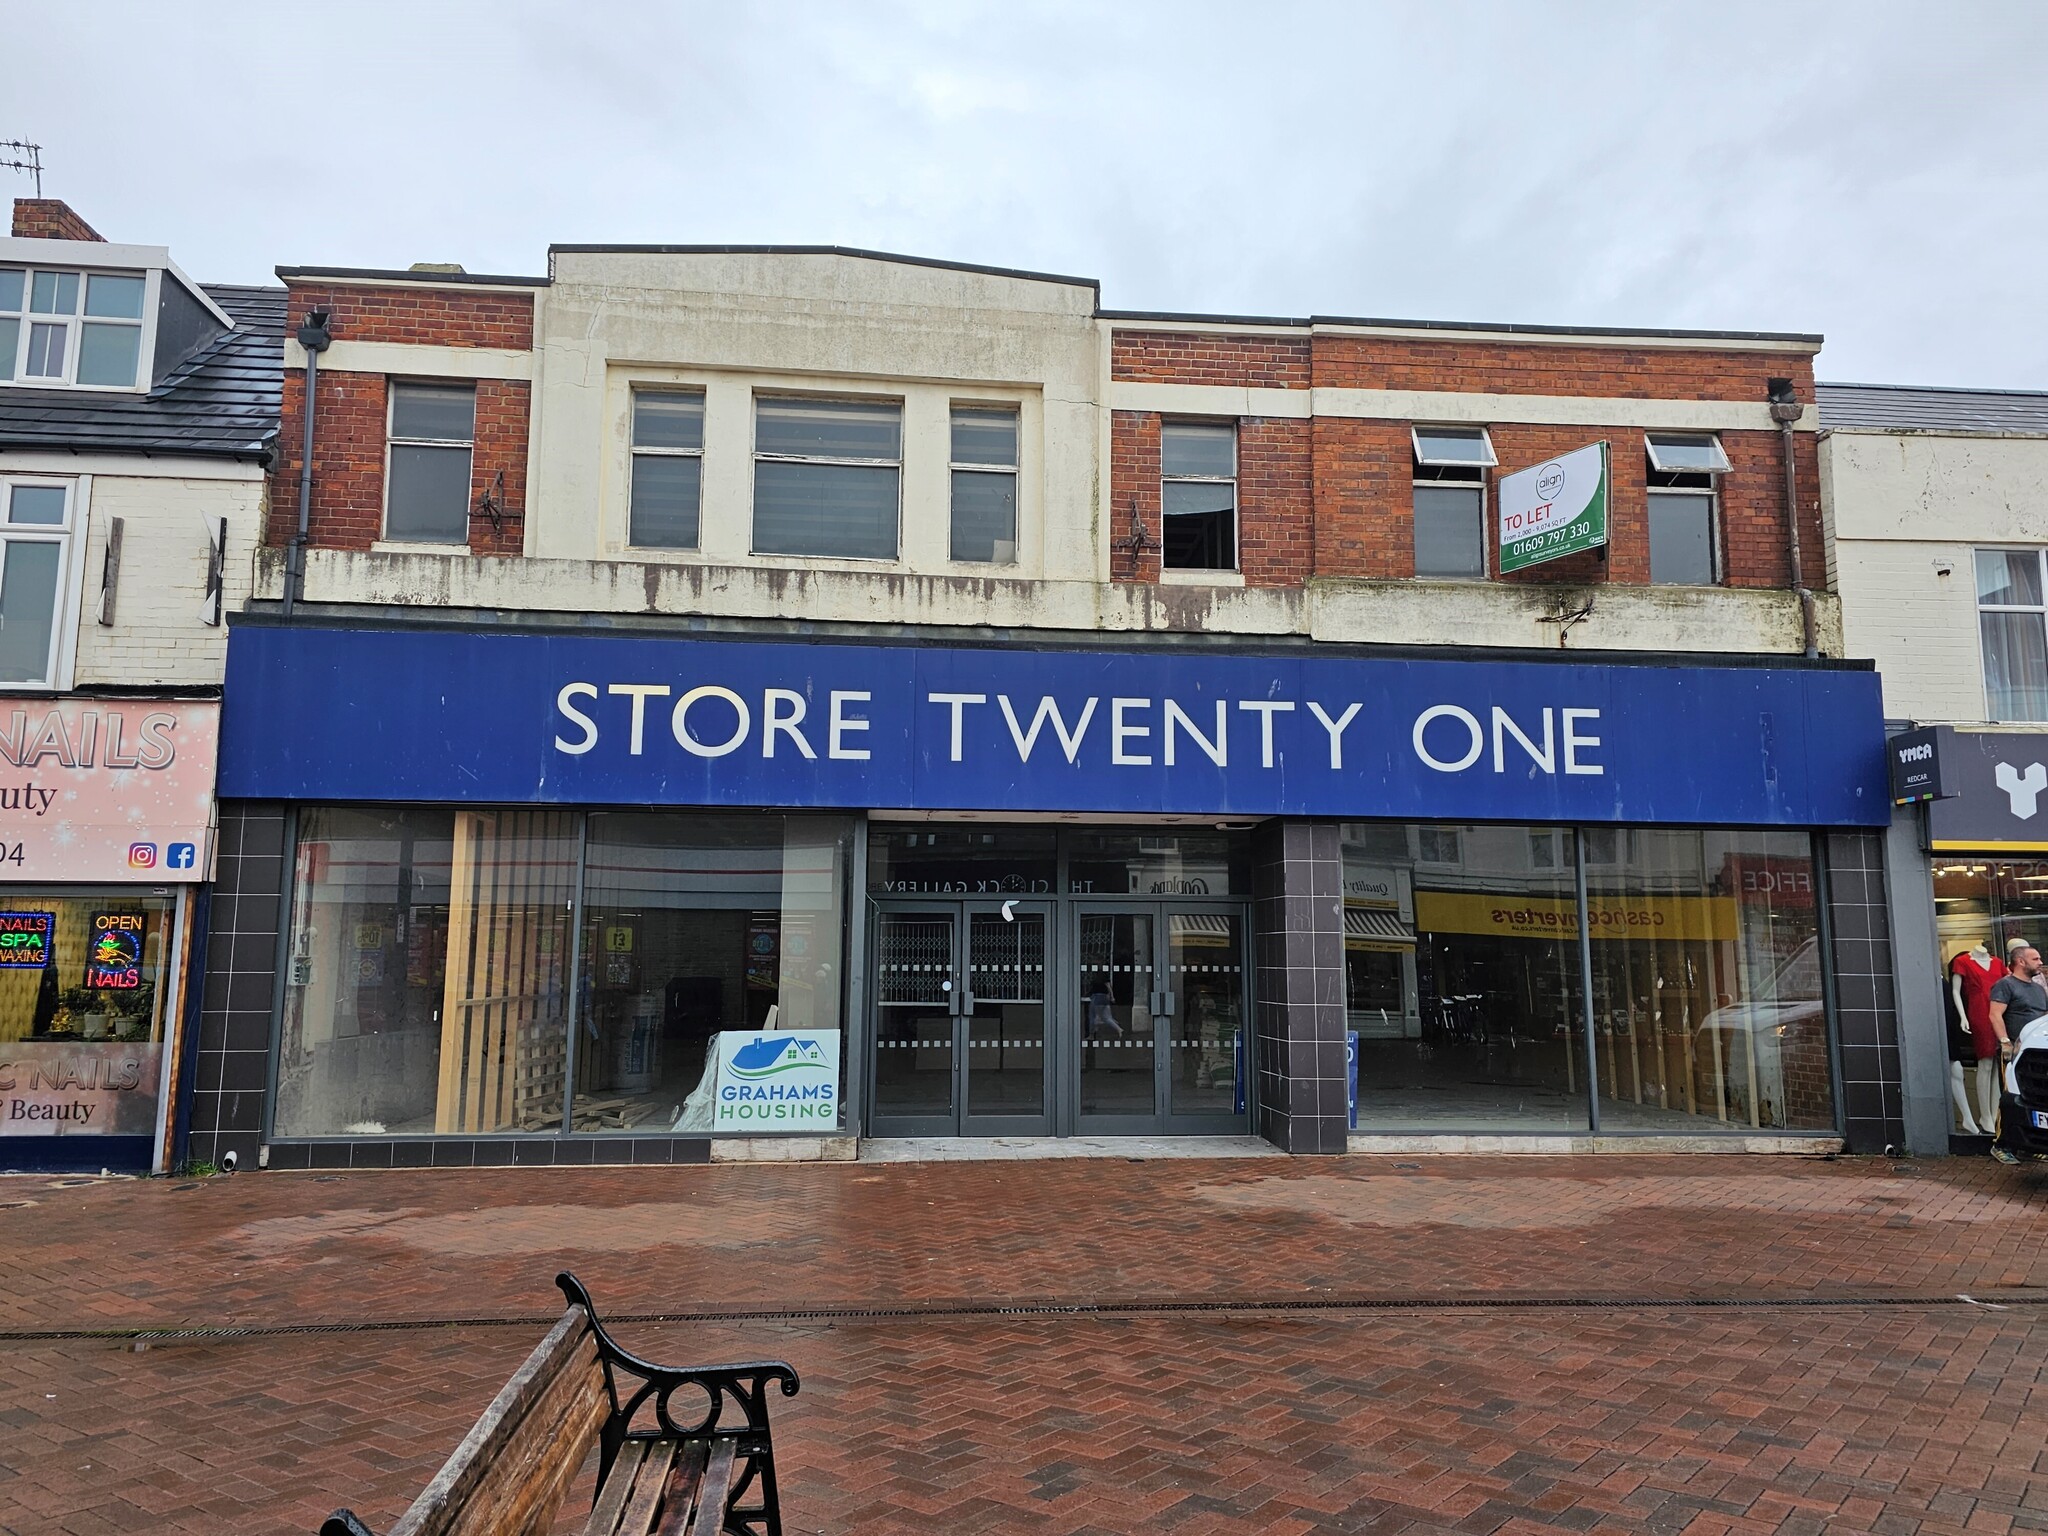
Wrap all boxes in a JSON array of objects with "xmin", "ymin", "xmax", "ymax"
[{"xmin": 2, "ymin": 1154, "xmax": 2046, "ymax": 1534}]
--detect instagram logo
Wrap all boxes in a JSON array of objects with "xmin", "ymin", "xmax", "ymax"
[{"xmin": 128, "ymin": 843, "xmax": 158, "ymax": 869}]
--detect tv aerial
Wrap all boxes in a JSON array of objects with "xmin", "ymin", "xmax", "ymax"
[{"xmin": 1, "ymin": 141, "xmax": 43, "ymax": 196}]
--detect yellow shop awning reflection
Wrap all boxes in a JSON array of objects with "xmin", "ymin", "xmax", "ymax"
[{"xmin": 1413, "ymin": 891, "xmax": 1741, "ymax": 943}]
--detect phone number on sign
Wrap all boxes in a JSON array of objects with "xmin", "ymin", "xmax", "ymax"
[{"xmin": 1508, "ymin": 524, "xmax": 1586, "ymax": 553}]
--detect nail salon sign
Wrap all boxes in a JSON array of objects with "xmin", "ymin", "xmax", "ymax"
[{"xmin": 0, "ymin": 699, "xmax": 217, "ymax": 882}]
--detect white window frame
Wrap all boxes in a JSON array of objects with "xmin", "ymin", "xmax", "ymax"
[
  {"xmin": 1644, "ymin": 432, "xmax": 1732, "ymax": 475},
  {"xmin": 1410, "ymin": 424, "xmax": 1497, "ymax": 468},
  {"xmin": 628, "ymin": 388, "xmax": 707, "ymax": 551},
  {"xmin": 948, "ymin": 401, "xmax": 1020, "ymax": 565},
  {"xmin": 0, "ymin": 265, "xmax": 159, "ymax": 393},
  {"xmin": 382, "ymin": 379, "xmax": 477, "ymax": 546},
  {"xmin": 1975, "ymin": 546, "xmax": 2048, "ymax": 723},
  {"xmin": 749, "ymin": 392, "xmax": 905, "ymax": 562},
  {"xmin": 1411, "ymin": 425, "xmax": 1491, "ymax": 581},
  {"xmin": 0, "ymin": 475, "xmax": 87, "ymax": 690},
  {"xmin": 1159, "ymin": 420, "xmax": 1239, "ymax": 573}
]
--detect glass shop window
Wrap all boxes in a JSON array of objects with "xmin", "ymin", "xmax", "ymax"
[{"xmin": 0, "ymin": 889, "xmax": 176, "ymax": 1137}]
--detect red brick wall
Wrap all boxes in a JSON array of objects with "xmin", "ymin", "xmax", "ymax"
[
  {"xmin": 1113, "ymin": 331, "xmax": 1311, "ymax": 388},
  {"xmin": 268, "ymin": 369, "xmax": 530, "ymax": 556},
  {"xmin": 1110, "ymin": 324, "xmax": 1823, "ymax": 592},
  {"xmin": 1109, "ymin": 411, "xmax": 1162, "ymax": 582},
  {"xmin": 10, "ymin": 199, "xmax": 103, "ymax": 241},
  {"xmin": 269, "ymin": 279, "xmax": 534, "ymax": 558},
  {"xmin": 282, "ymin": 282, "xmax": 534, "ymax": 350},
  {"xmin": 1237, "ymin": 418, "xmax": 1313, "ymax": 587}
]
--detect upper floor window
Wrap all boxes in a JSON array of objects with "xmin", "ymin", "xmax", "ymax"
[
  {"xmin": 1977, "ymin": 548, "xmax": 2048, "ymax": 722},
  {"xmin": 950, "ymin": 406, "xmax": 1019, "ymax": 564},
  {"xmin": 1644, "ymin": 433, "xmax": 1729, "ymax": 586},
  {"xmin": 630, "ymin": 391, "xmax": 705, "ymax": 550},
  {"xmin": 0, "ymin": 267, "xmax": 147, "ymax": 388},
  {"xmin": 0, "ymin": 479, "xmax": 76, "ymax": 685},
  {"xmin": 1412, "ymin": 426, "xmax": 1492, "ymax": 579},
  {"xmin": 753, "ymin": 396, "xmax": 902, "ymax": 560},
  {"xmin": 1161, "ymin": 422, "xmax": 1236, "ymax": 571},
  {"xmin": 385, "ymin": 382, "xmax": 475, "ymax": 544}
]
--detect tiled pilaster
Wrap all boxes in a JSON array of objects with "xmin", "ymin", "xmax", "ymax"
[
  {"xmin": 186, "ymin": 802, "xmax": 287, "ymax": 1170},
  {"xmin": 1250, "ymin": 820, "xmax": 1348, "ymax": 1153},
  {"xmin": 1826, "ymin": 830, "xmax": 1906, "ymax": 1153}
]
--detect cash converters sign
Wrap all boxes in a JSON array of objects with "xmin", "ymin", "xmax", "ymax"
[
  {"xmin": 711, "ymin": 1030, "xmax": 841, "ymax": 1131},
  {"xmin": 219, "ymin": 626, "xmax": 1888, "ymax": 828},
  {"xmin": 1499, "ymin": 442, "xmax": 1608, "ymax": 574}
]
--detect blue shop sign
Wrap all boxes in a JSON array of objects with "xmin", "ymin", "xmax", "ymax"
[{"xmin": 217, "ymin": 625, "xmax": 1889, "ymax": 827}]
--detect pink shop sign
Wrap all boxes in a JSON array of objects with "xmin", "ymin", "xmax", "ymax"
[{"xmin": 0, "ymin": 699, "xmax": 218, "ymax": 883}]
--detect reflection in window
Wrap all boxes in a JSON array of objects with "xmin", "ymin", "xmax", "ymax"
[
  {"xmin": 1977, "ymin": 548, "xmax": 2048, "ymax": 722},
  {"xmin": 629, "ymin": 391, "xmax": 705, "ymax": 549},
  {"xmin": 576, "ymin": 813, "xmax": 849, "ymax": 1133},
  {"xmin": 0, "ymin": 890, "xmax": 175, "ymax": 1137},
  {"xmin": 950, "ymin": 406, "xmax": 1018, "ymax": 563},
  {"xmin": 274, "ymin": 807, "xmax": 852, "ymax": 1139},
  {"xmin": 385, "ymin": 382, "xmax": 476, "ymax": 543},
  {"xmin": 1342, "ymin": 822, "xmax": 1588, "ymax": 1132},
  {"xmin": 1161, "ymin": 423, "xmax": 1237, "ymax": 571},
  {"xmin": 1587, "ymin": 829, "xmax": 1829, "ymax": 1132}
]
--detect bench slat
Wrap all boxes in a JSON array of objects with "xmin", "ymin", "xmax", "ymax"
[
  {"xmin": 649, "ymin": 1442, "xmax": 710, "ymax": 1536},
  {"xmin": 683, "ymin": 1440, "xmax": 737, "ymax": 1536},
  {"xmin": 614, "ymin": 1441, "xmax": 679, "ymax": 1536},
  {"xmin": 390, "ymin": 1312, "xmax": 607, "ymax": 1536},
  {"xmin": 580, "ymin": 1441, "xmax": 649, "ymax": 1536}
]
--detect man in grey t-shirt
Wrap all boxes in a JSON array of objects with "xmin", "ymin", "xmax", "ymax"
[{"xmin": 1989, "ymin": 946, "xmax": 2048, "ymax": 1163}]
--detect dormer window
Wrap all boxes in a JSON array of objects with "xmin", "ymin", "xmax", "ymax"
[
  {"xmin": 0, "ymin": 247, "xmax": 230, "ymax": 393},
  {"xmin": 0, "ymin": 267, "xmax": 147, "ymax": 387}
]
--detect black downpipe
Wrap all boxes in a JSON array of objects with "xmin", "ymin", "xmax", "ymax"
[{"xmin": 282, "ymin": 310, "xmax": 332, "ymax": 619}]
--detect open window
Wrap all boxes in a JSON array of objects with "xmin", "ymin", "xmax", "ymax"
[{"xmin": 1643, "ymin": 433, "xmax": 1728, "ymax": 585}]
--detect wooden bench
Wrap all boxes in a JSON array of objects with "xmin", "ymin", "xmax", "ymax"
[{"xmin": 320, "ymin": 1273, "xmax": 799, "ymax": 1536}]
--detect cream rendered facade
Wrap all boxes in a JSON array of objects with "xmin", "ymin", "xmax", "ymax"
[
  {"xmin": 1822, "ymin": 427, "xmax": 2048, "ymax": 723},
  {"xmin": 267, "ymin": 250, "xmax": 1834, "ymax": 656}
]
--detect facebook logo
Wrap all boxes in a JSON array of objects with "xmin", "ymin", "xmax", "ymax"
[{"xmin": 166, "ymin": 843, "xmax": 197, "ymax": 871}]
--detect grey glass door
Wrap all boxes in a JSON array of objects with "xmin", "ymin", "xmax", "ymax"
[
  {"xmin": 1075, "ymin": 904, "xmax": 1249, "ymax": 1134},
  {"xmin": 869, "ymin": 901, "xmax": 1052, "ymax": 1136}
]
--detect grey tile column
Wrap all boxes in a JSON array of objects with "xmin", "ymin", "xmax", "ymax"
[
  {"xmin": 1883, "ymin": 805, "xmax": 1950, "ymax": 1154},
  {"xmin": 187, "ymin": 802, "xmax": 287, "ymax": 1170},
  {"xmin": 1250, "ymin": 820, "xmax": 1349, "ymax": 1154},
  {"xmin": 1826, "ymin": 829, "xmax": 1906, "ymax": 1153}
]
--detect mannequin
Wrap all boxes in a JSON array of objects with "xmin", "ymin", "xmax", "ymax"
[{"xmin": 1949, "ymin": 941, "xmax": 2006, "ymax": 1131}]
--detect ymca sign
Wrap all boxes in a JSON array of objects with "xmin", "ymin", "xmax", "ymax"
[{"xmin": 219, "ymin": 624, "xmax": 1889, "ymax": 827}]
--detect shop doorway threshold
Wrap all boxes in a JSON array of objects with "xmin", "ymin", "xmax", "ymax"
[
  {"xmin": 859, "ymin": 1135, "xmax": 1283, "ymax": 1164},
  {"xmin": 1346, "ymin": 1133, "xmax": 1844, "ymax": 1156}
]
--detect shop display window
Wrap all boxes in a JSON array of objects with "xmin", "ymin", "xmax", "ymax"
[
  {"xmin": 1066, "ymin": 830, "xmax": 1248, "ymax": 897},
  {"xmin": 1341, "ymin": 823, "xmax": 1589, "ymax": 1132},
  {"xmin": 1339, "ymin": 823, "xmax": 1832, "ymax": 1135},
  {"xmin": 273, "ymin": 807, "xmax": 852, "ymax": 1139},
  {"xmin": 1588, "ymin": 829, "xmax": 1828, "ymax": 1132},
  {"xmin": 0, "ymin": 889, "xmax": 176, "ymax": 1137}
]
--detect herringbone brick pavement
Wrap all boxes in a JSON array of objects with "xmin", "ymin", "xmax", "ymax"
[
  {"xmin": 1, "ymin": 1157, "xmax": 2044, "ymax": 1333},
  {"xmin": 2, "ymin": 1155, "xmax": 2046, "ymax": 1534}
]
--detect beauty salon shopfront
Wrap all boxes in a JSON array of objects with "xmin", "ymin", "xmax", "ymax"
[{"xmin": 183, "ymin": 619, "xmax": 1902, "ymax": 1169}]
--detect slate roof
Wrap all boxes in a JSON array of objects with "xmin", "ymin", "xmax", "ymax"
[
  {"xmin": 1817, "ymin": 381, "xmax": 2048, "ymax": 435},
  {"xmin": 0, "ymin": 283, "xmax": 284, "ymax": 463}
]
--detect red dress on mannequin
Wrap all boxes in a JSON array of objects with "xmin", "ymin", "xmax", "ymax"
[{"xmin": 1950, "ymin": 949, "xmax": 2006, "ymax": 1060}]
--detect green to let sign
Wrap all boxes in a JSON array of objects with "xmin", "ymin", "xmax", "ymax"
[{"xmin": 1498, "ymin": 441, "xmax": 1609, "ymax": 575}]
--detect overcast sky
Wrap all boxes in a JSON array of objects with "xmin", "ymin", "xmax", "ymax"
[{"xmin": 13, "ymin": 2, "xmax": 2047, "ymax": 388}]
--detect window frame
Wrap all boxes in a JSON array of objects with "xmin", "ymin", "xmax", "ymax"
[
  {"xmin": 382, "ymin": 379, "xmax": 478, "ymax": 547},
  {"xmin": 0, "ymin": 264, "xmax": 157, "ymax": 392},
  {"xmin": 1410, "ymin": 424, "xmax": 1497, "ymax": 469},
  {"xmin": 1646, "ymin": 486, "xmax": 1721, "ymax": 586},
  {"xmin": 1975, "ymin": 546, "xmax": 2048, "ymax": 723},
  {"xmin": 748, "ymin": 391, "xmax": 906, "ymax": 562},
  {"xmin": 627, "ymin": 387, "xmax": 708, "ymax": 552},
  {"xmin": 948, "ymin": 401, "xmax": 1021, "ymax": 566},
  {"xmin": 1159, "ymin": 419, "xmax": 1239, "ymax": 574},
  {"xmin": 0, "ymin": 475, "xmax": 85, "ymax": 689},
  {"xmin": 1644, "ymin": 432, "xmax": 1733, "ymax": 475}
]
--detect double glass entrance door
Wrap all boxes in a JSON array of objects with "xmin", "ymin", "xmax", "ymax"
[{"xmin": 869, "ymin": 900, "xmax": 1247, "ymax": 1137}]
